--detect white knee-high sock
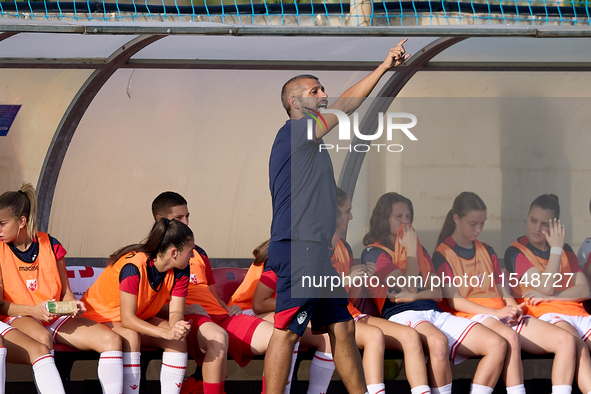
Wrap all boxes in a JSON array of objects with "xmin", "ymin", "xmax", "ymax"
[
  {"xmin": 123, "ymin": 352, "xmax": 141, "ymax": 394},
  {"xmin": 367, "ymin": 383, "xmax": 386, "ymax": 394},
  {"xmin": 432, "ymin": 384, "xmax": 452, "ymax": 394},
  {"xmin": 98, "ymin": 351, "xmax": 124, "ymax": 394},
  {"xmin": 32, "ymin": 354, "xmax": 65, "ymax": 394},
  {"xmin": 552, "ymin": 385, "xmax": 572, "ymax": 394},
  {"xmin": 307, "ymin": 351, "xmax": 334, "ymax": 394},
  {"xmin": 411, "ymin": 385, "xmax": 431, "ymax": 394},
  {"xmin": 160, "ymin": 352, "xmax": 188, "ymax": 394},
  {"xmin": 0, "ymin": 347, "xmax": 6, "ymax": 394},
  {"xmin": 470, "ymin": 383, "xmax": 494, "ymax": 394},
  {"xmin": 507, "ymin": 384, "xmax": 526, "ymax": 394},
  {"xmin": 285, "ymin": 342, "xmax": 300, "ymax": 394}
]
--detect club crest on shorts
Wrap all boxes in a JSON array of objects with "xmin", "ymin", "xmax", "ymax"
[
  {"xmin": 190, "ymin": 274, "xmax": 198, "ymax": 285},
  {"xmin": 297, "ymin": 311, "xmax": 308, "ymax": 325},
  {"xmin": 26, "ymin": 279, "xmax": 37, "ymax": 292}
]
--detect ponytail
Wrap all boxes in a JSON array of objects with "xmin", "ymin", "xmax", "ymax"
[
  {"xmin": 436, "ymin": 210, "xmax": 456, "ymax": 247},
  {"xmin": 0, "ymin": 182, "xmax": 38, "ymax": 240},
  {"xmin": 108, "ymin": 218, "xmax": 193, "ymax": 265},
  {"xmin": 252, "ymin": 239, "xmax": 270, "ymax": 266},
  {"xmin": 436, "ymin": 191, "xmax": 487, "ymax": 247}
]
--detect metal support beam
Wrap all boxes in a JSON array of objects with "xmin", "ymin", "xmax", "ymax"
[
  {"xmin": 36, "ymin": 34, "xmax": 164, "ymax": 232},
  {"xmin": 338, "ymin": 36, "xmax": 467, "ymax": 204}
]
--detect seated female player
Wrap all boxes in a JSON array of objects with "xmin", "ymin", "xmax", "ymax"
[
  {"xmin": 504, "ymin": 194, "xmax": 591, "ymax": 393},
  {"xmin": 333, "ymin": 188, "xmax": 430, "ymax": 394},
  {"xmin": 229, "ymin": 240, "xmax": 337, "ymax": 394},
  {"xmin": 82, "ymin": 218, "xmax": 193, "ymax": 394},
  {"xmin": 0, "ymin": 184, "xmax": 123, "ymax": 394},
  {"xmin": 361, "ymin": 192, "xmax": 507, "ymax": 394},
  {"xmin": 434, "ymin": 191, "xmax": 580, "ymax": 394},
  {"xmin": 151, "ymin": 191, "xmax": 275, "ymax": 394}
]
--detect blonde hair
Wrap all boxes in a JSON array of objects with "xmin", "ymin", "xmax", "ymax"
[{"xmin": 0, "ymin": 183, "xmax": 38, "ymax": 240}]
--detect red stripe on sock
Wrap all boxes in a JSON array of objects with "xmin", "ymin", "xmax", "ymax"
[
  {"xmin": 32, "ymin": 355, "xmax": 53, "ymax": 365},
  {"xmin": 313, "ymin": 355, "xmax": 334, "ymax": 362},
  {"xmin": 162, "ymin": 363, "xmax": 187, "ymax": 370}
]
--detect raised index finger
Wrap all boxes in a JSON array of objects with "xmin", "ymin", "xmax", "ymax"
[{"xmin": 397, "ymin": 38, "xmax": 408, "ymax": 47}]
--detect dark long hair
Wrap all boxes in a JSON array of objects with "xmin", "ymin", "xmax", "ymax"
[
  {"xmin": 0, "ymin": 183, "xmax": 38, "ymax": 240},
  {"xmin": 436, "ymin": 192, "xmax": 486, "ymax": 247},
  {"xmin": 108, "ymin": 218, "xmax": 194, "ymax": 265},
  {"xmin": 529, "ymin": 194, "xmax": 560, "ymax": 219},
  {"xmin": 363, "ymin": 192, "xmax": 414, "ymax": 248}
]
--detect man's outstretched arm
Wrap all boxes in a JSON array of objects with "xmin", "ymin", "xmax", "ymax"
[{"xmin": 315, "ymin": 38, "xmax": 409, "ymax": 140}]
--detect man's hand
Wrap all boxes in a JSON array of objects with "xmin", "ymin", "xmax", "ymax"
[
  {"xmin": 382, "ymin": 39, "xmax": 410, "ymax": 69},
  {"xmin": 226, "ymin": 305, "xmax": 242, "ymax": 316}
]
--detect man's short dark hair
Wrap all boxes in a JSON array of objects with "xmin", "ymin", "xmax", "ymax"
[
  {"xmin": 281, "ymin": 74, "xmax": 318, "ymax": 116},
  {"xmin": 151, "ymin": 191, "xmax": 187, "ymax": 219}
]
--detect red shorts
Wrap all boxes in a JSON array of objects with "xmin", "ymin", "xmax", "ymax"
[{"xmin": 186, "ymin": 313, "xmax": 263, "ymax": 367}]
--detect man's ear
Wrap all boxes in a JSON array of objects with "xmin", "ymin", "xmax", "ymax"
[{"xmin": 289, "ymin": 97, "xmax": 300, "ymax": 111}]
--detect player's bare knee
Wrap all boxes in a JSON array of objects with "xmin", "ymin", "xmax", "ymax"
[
  {"xmin": 98, "ymin": 329, "xmax": 123, "ymax": 352},
  {"xmin": 36, "ymin": 330, "xmax": 53, "ymax": 350},
  {"xmin": 427, "ymin": 333, "xmax": 449, "ymax": 361},
  {"xmin": 399, "ymin": 327, "xmax": 422, "ymax": 351},
  {"xmin": 553, "ymin": 330, "xmax": 577, "ymax": 356},
  {"xmin": 486, "ymin": 334, "xmax": 508, "ymax": 361},
  {"xmin": 504, "ymin": 331, "xmax": 520, "ymax": 354},
  {"xmin": 123, "ymin": 330, "xmax": 141, "ymax": 352},
  {"xmin": 206, "ymin": 327, "xmax": 228, "ymax": 350}
]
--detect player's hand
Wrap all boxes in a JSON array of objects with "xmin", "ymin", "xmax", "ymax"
[
  {"xmin": 398, "ymin": 225, "xmax": 418, "ymax": 255},
  {"xmin": 167, "ymin": 320, "xmax": 191, "ymax": 341},
  {"xmin": 524, "ymin": 291, "xmax": 554, "ymax": 306},
  {"xmin": 347, "ymin": 265, "xmax": 368, "ymax": 280},
  {"xmin": 387, "ymin": 288, "xmax": 415, "ymax": 304},
  {"xmin": 226, "ymin": 305, "xmax": 242, "ymax": 316},
  {"xmin": 365, "ymin": 262, "xmax": 377, "ymax": 277},
  {"xmin": 34, "ymin": 300, "xmax": 56, "ymax": 323},
  {"xmin": 185, "ymin": 304, "xmax": 209, "ymax": 317},
  {"xmin": 504, "ymin": 303, "xmax": 524, "ymax": 326},
  {"xmin": 543, "ymin": 218, "xmax": 565, "ymax": 249},
  {"xmin": 71, "ymin": 300, "xmax": 87, "ymax": 318},
  {"xmin": 382, "ymin": 39, "xmax": 410, "ymax": 69},
  {"xmin": 494, "ymin": 305, "xmax": 519, "ymax": 321}
]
